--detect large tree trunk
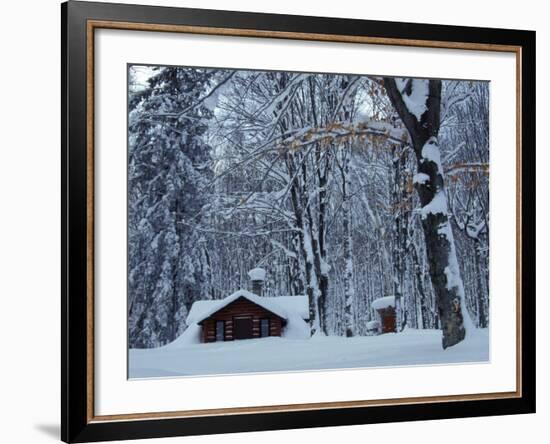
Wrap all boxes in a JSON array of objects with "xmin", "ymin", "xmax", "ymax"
[
  {"xmin": 410, "ymin": 241, "xmax": 430, "ymax": 329},
  {"xmin": 383, "ymin": 78, "xmax": 471, "ymax": 348}
]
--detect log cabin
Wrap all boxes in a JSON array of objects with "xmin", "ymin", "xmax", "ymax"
[{"xmin": 187, "ymin": 290, "xmax": 309, "ymax": 343}]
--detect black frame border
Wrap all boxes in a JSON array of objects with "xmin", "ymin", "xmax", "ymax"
[{"xmin": 62, "ymin": 1, "xmax": 536, "ymax": 442}]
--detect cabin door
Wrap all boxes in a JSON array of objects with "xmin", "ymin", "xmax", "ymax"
[
  {"xmin": 382, "ymin": 313, "xmax": 396, "ymax": 333},
  {"xmin": 233, "ymin": 316, "xmax": 253, "ymax": 340}
]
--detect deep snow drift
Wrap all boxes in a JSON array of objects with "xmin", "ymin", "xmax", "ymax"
[{"xmin": 129, "ymin": 328, "xmax": 489, "ymax": 379}]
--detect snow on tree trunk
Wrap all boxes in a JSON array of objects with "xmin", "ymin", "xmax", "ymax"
[
  {"xmin": 390, "ymin": 144, "xmax": 404, "ymax": 332},
  {"xmin": 303, "ymin": 225, "xmax": 323, "ymax": 335},
  {"xmin": 473, "ymin": 240, "xmax": 487, "ymax": 328},
  {"xmin": 342, "ymin": 151, "xmax": 355, "ymax": 337},
  {"xmin": 384, "ymin": 78, "xmax": 473, "ymax": 348},
  {"xmin": 410, "ymin": 241, "xmax": 430, "ymax": 329}
]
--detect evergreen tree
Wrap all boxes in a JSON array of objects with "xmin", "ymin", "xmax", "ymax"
[{"xmin": 128, "ymin": 67, "xmax": 219, "ymax": 348}]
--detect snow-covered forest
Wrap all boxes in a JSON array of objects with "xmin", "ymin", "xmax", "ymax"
[{"xmin": 127, "ymin": 64, "xmax": 489, "ymax": 353}]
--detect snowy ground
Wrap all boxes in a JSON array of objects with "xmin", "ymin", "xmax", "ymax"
[{"xmin": 129, "ymin": 328, "xmax": 489, "ymax": 379}]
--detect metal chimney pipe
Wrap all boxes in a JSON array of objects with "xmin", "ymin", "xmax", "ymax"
[{"xmin": 248, "ymin": 268, "xmax": 266, "ymax": 296}]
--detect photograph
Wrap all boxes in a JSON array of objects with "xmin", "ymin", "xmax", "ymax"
[
  {"xmin": 58, "ymin": 1, "xmax": 536, "ymax": 441},
  {"xmin": 127, "ymin": 64, "xmax": 490, "ymax": 378},
  {"xmin": 0, "ymin": 0, "xmax": 539, "ymax": 442}
]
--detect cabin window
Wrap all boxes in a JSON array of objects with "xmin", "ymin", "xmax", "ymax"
[
  {"xmin": 260, "ymin": 318, "xmax": 270, "ymax": 337},
  {"xmin": 215, "ymin": 320, "xmax": 225, "ymax": 341}
]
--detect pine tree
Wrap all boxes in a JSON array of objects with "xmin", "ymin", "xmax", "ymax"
[{"xmin": 127, "ymin": 67, "xmax": 218, "ymax": 347}]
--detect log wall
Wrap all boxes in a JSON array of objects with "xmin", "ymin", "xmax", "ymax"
[{"xmin": 200, "ymin": 296, "xmax": 284, "ymax": 342}]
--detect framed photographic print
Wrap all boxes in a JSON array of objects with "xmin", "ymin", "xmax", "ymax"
[{"xmin": 61, "ymin": 1, "xmax": 536, "ymax": 442}]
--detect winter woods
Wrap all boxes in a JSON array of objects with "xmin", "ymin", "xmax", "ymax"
[{"xmin": 128, "ymin": 65, "xmax": 490, "ymax": 350}]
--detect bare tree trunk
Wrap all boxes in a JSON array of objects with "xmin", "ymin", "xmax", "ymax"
[
  {"xmin": 411, "ymin": 241, "xmax": 430, "ymax": 329},
  {"xmin": 473, "ymin": 239, "xmax": 488, "ymax": 328},
  {"xmin": 390, "ymin": 144, "xmax": 404, "ymax": 331},
  {"xmin": 341, "ymin": 151, "xmax": 355, "ymax": 337},
  {"xmin": 309, "ymin": 78, "xmax": 330, "ymax": 334},
  {"xmin": 384, "ymin": 78, "xmax": 471, "ymax": 348},
  {"xmin": 287, "ymin": 162, "xmax": 322, "ymax": 336}
]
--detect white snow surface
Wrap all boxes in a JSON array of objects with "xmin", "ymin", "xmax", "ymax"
[
  {"xmin": 413, "ymin": 172, "xmax": 430, "ymax": 185},
  {"xmin": 129, "ymin": 328, "xmax": 489, "ymax": 378},
  {"xmin": 247, "ymin": 267, "xmax": 266, "ymax": 281},
  {"xmin": 186, "ymin": 291, "xmax": 309, "ymax": 325},
  {"xmin": 421, "ymin": 137, "xmax": 443, "ymax": 172},
  {"xmin": 396, "ymin": 78, "xmax": 429, "ymax": 121},
  {"xmin": 366, "ymin": 320, "xmax": 380, "ymax": 329},
  {"xmin": 421, "ymin": 191, "xmax": 448, "ymax": 220},
  {"xmin": 163, "ymin": 323, "xmax": 202, "ymax": 349},
  {"xmin": 372, "ymin": 296, "xmax": 396, "ymax": 310},
  {"xmin": 437, "ymin": 222, "xmax": 476, "ymax": 334},
  {"xmin": 281, "ymin": 314, "xmax": 310, "ymax": 340}
]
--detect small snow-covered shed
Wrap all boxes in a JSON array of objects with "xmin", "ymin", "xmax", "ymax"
[
  {"xmin": 187, "ymin": 290, "xmax": 309, "ymax": 343},
  {"xmin": 371, "ymin": 296, "xmax": 396, "ymax": 334}
]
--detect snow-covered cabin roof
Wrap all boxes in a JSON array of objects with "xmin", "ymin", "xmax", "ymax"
[
  {"xmin": 247, "ymin": 267, "xmax": 266, "ymax": 281},
  {"xmin": 186, "ymin": 290, "xmax": 309, "ymax": 325},
  {"xmin": 371, "ymin": 296, "xmax": 396, "ymax": 311}
]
